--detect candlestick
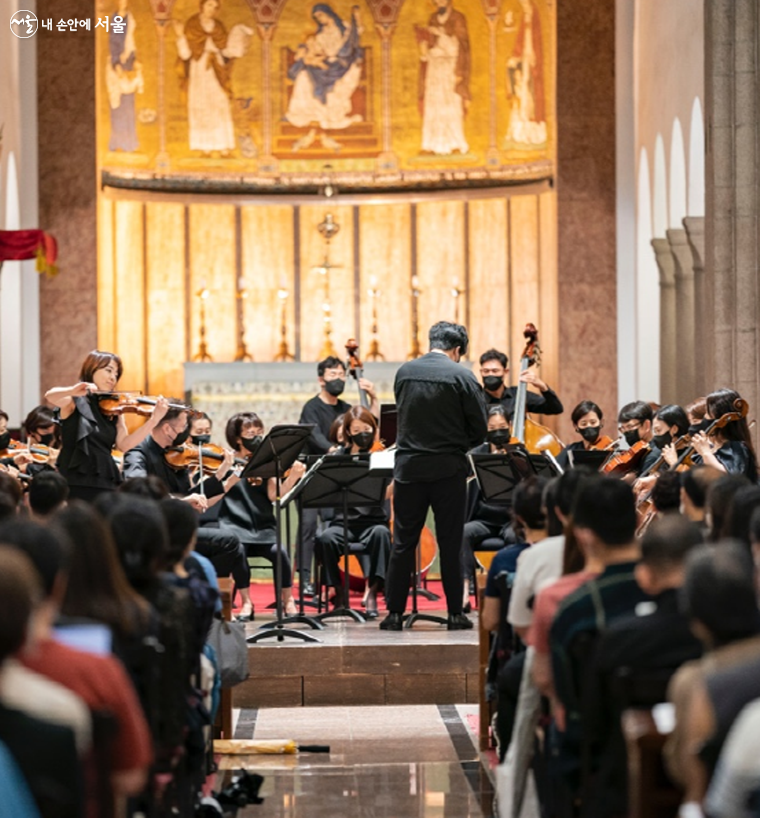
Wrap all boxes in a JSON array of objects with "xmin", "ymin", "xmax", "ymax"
[
  {"xmin": 313, "ymin": 212, "xmax": 341, "ymax": 359},
  {"xmin": 273, "ymin": 287, "xmax": 295, "ymax": 361},
  {"xmin": 366, "ymin": 278, "xmax": 385, "ymax": 361},
  {"xmin": 192, "ymin": 285, "xmax": 213, "ymax": 362},
  {"xmin": 451, "ymin": 276, "xmax": 465, "ymax": 325},
  {"xmin": 234, "ymin": 279, "xmax": 253, "ymax": 362},
  {"xmin": 408, "ymin": 276, "xmax": 422, "ymax": 360}
]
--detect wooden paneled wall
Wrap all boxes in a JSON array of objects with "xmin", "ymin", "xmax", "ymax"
[{"xmin": 98, "ymin": 186, "xmax": 558, "ymax": 410}]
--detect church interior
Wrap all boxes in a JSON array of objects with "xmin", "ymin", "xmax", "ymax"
[{"xmin": 2, "ymin": 0, "xmax": 759, "ymax": 817}]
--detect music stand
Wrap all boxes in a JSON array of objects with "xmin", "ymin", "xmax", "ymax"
[
  {"xmin": 292, "ymin": 453, "xmax": 323, "ymax": 611},
  {"xmin": 243, "ymin": 424, "xmax": 322, "ymax": 644},
  {"xmin": 285, "ymin": 455, "xmax": 389, "ymax": 623},
  {"xmin": 379, "ymin": 404, "xmax": 397, "ymax": 447},
  {"xmin": 568, "ymin": 449, "xmax": 610, "ymax": 472}
]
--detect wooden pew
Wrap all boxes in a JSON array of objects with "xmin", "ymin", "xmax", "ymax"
[{"xmin": 214, "ymin": 577, "xmax": 235, "ymax": 740}]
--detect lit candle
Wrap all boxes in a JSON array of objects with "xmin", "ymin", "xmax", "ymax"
[
  {"xmin": 277, "ymin": 288, "xmax": 289, "ymax": 301},
  {"xmin": 200, "ymin": 278, "xmax": 207, "ymax": 290},
  {"xmin": 452, "ymin": 276, "xmax": 459, "ymax": 289},
  {"xmin": 411, "ymin": 276, "xmax": 420, "ymax": 290},
  {"xmin": 370, "ymin": 275, "xmax": 378, "ymax": 288},
  {"xmin": 238, "ymin": 276, "xmax": 246, "ymax": 292}
]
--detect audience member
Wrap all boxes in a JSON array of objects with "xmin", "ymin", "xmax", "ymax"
[
  {"xmin": 724, "ymin": 485, "xmax": 760, "ymax": 550},
  {"xmin": 680, "ymin": 466, "xmax": 722, "ymax": 530},
  {"xmin": 666, "ymin": 542, "xmax": 760, "ymax": 805},
  {"xmin": 0, "ymin": 547, "xmax": 84, "ymax": 818},
  {"xmin": 705, "ymin": 474, "xmax": 750, "ymax": 541},
  {"xmin": 27, "ymin": 471, "xmax": 69, "ymax": 519}
]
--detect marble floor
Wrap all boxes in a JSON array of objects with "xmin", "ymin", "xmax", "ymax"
[{"xmin": 217, "ymin": 704, "xmax": 496, "ymax": 817}]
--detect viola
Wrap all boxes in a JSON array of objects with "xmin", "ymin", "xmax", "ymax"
[
  {"xmin": 601, "ymin": 440, "xmax": 649, "ymax": 476},
  {"xmin": 95, "ymin": 392, "xmax": 193, "ymax": 418},
  {"xmin": 345, "ymin": 338, "xmax": 370, "ymax": 410},
  {"xmin": 511, "ymin": 323, "xmax": 564, "ymax": 457},
  {"xmin": 0, "ymin": 441, "xmax": 55, "ymax": 464}
]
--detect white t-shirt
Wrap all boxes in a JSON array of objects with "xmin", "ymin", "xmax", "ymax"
[{"xmin": 507, "ymin": 535, "xmax": 565, "ymax": 629}]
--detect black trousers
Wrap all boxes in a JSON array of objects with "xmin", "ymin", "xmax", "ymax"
[
  {"xmin": 459, "ymin": 519, "xmax": 504, "ymax": 574},
  {"xmin": 196, "ymin": 525, "xmax": 250, "ymax": 589},
  {"xmin": 317, "ymin": 521, "xmax": 391, "ymax": 588},
  {"xmin": 385, "ymin": 472, "xmax": 467, "ymax": 615},
  {"xmin": 296, "ymin": 507, "xmax": 319, "ymax": 582},
  {"xmin": 245, "ymin": 541, "xmax": 293, "ymax": 588}
]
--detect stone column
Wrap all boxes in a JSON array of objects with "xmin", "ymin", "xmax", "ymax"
[
  {"xmin": 704, "ymin": 0, "xmax": 759, "ymax": 433},
  {"xmin": 667, "ymin": 228, "xmax": 696, "ymax": 404},
  {"xmin": 683, "ymin": 216, "xmax": 705, "ymax": 399},
  {"xmin": 652, "ymin": 238, "xmax": 678, "ymax": 404}
]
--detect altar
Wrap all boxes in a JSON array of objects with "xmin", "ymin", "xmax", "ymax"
[{"xmin": 184, "ymin": 361, "xmax": 410, "ymax": 441}]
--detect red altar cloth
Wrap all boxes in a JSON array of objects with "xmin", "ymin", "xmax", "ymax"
[{"xmin": 0, "ymin": 229, "xmax": 58, "ymax": 277}]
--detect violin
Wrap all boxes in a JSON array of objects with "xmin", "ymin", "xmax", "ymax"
[
  {"xmin": 345, "ymin": 339, "xmax": 370, "ymax": 410},
  {"xmin": 0, "ymin": 441, "xmax": 55, "ymax": 464},
  {"xmin": 671, "ymin": 398, "xmax": 749, "ymax": 470},
  {"xmin": 163, "ymin": 442, "xmax": 247, "ymax": 475},
  {"xmin": 589, "ymin": 434, "xmax": 616, "ymax": 451},
  {"xmin": 511, "ymin": 323, "xmax": 564, "ymax": 457},
  {"xmin": 95, "ymin": 392, "xmax": 193, "ymax": 418},
  {"xmin": 601, "ymin": 439, "xmax": 649, "ymax": 476}
]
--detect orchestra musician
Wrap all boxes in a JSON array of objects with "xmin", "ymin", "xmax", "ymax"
[
  {"xmin": 479, "ymin": 348, "xmax": 563, "ymax": 420},
  {"xmin": 460, "ymin": 405, "xmax": 518, "ymax": 611},
  {"xmin": 297, "ymin": 356, "xmax": 378, "ymax": 597},
  {"xmin": 691, "ymin": 388, "xmax": 759, "ymax": 481},
  {"xmin": 316, "ymin": 406, "xmax": 391, "ymax": 620},
  {"xmin": 45, "ymin": 350, "xmax": 169, "ymax": 502},
  {"xmin": 556, "ymin": 400, "xmax": 609, "ymax": 470},
  {"xmin": 121, "ymin": 405, "xmax": 256, "ymax": 618},
  {"xmin": 381, "ymin": 321, "xmax": 488, "ymax": 631},
  {"xmin": 217, "ymin": 411, "xmax": 305, "ymax": 619},
  {"xmin": 633, "ymin": 404, "xmax": 690, "ymax": 497},
  {"xmin": 188, "ymin": 412, "xmax": 212, "ymax": 444},
  {"xmin": 616, "ymin": 400, "xmax": 655, "ymax": 477}
]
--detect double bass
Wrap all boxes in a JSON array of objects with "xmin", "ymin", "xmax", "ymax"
[{"xmin": 511, "ymin": 323, "xmax": 564, "ymax": 458}]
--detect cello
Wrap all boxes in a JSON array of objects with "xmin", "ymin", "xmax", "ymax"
[
  {"xmin": 511, "ymin": 323, "xmax": 564, "ymax": 457},
  {"xmin": 345, "ymin": 338, "xmax": 371, "ymax": 409}
]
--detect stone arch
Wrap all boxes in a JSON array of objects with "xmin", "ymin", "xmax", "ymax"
[
  {"xmin": 653, "ymin": 133, "xmax": 668, "ymax": 237},
  {"xmin": 688, "ymin": 96, "xmax": 705, "ymax": 216},
  {"xmin": 669, "ymin": 118, "xmax": 687, "ymax": 228},
  {"xmin": 637, "ymin": 146, "xmax": 660, "ymax": 400}
]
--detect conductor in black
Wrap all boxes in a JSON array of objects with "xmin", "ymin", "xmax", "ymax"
[{"xmin": 380, "ymin": 321, "xmax": 488, "ymax": 631}]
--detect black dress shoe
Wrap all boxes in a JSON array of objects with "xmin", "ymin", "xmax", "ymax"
[
  {"xmin": 462, "ymin": 601, "xmax": 472, "ymax": 614},
  {"xmin": 301, "ymin": 582, "xmax": 316, "ymax": 598},
  {"xmin": 379, "ymin": 612, "xmax": 403, "ymax": 630},
  {"xmin": 364, "ymin": 608, "xmax": 379, "ymax": 620},
  {"xmin": 447, "ymin": 613, "xmax": 474, "ymax": 630},
  {"xmin": 235, "ymin": 611, "xmax": 255, "ymax": 623}
]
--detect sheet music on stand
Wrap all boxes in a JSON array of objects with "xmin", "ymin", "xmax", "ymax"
[{"xmin": 568, "ymin": 448, "xmax": 610, "ymax": 472}]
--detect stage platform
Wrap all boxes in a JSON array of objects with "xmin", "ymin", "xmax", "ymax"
[{"xmin": 234, "ymin": 609, "xmax": 480, "ymax": 710}]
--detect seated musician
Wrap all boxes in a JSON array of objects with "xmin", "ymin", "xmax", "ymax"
[
  {"xmin": 479, "ymin": 348, "xmax": 563, "ymax": 420},
  {"xmin": 690, "ymin": 388, "xmax": 759, "ymax": 481},
  {"xmin": 634, "ymin": 404, "xmax": 690, "ymax": 495},
  {"xmin": 121, "ymin": 406, "xmax": 255, "ymax": 618},
  {"xmin": 188, "ymin": 412, "xmax": 212, "ymax": 444},
  {"xmin": 460, "ymin": 405, "xmax": 517, "ymax": 610},
  {"xmin": 20, "ymin": 405, "xmax": 63, "ymax": 478},
  {"xmin": 556, "ymin": 400, "xmax": 609, "ymax": 470},
  {"xmin": 217, "ymin": 411, "xmax": 305, "ymax": 619},
  {"xmin": 0, "ymin": 408, "xmax": 34, "ymax": 474},
  {"xmin": 616, "ymin": 400, "xmax": 655, "ymax": 479},
  {"xmin": 45, "ymin": 350, "xmax": 169, "ymax": 502},
  {"xmin": 316, "ymin": 406, "xmax": 390, "ymax": 619}
]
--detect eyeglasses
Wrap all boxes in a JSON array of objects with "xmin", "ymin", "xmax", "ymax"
[{"xmin": 618, "ymin": 422, "xmax": 641, "ymax": 434}]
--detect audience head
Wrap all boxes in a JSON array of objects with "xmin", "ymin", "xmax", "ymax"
[
  {"xmin": 572, "ymin": 475, "xmax": 637, "ymax": 553},
  {"xmin": 724, "ymin": 486, "xmax": 760, "ymax": 549},
  {"xmin": 118, "ymin": 475, "xmax": 170, "ymax": 500},
  {"xmin": 706, "ymin": 474, "xmax": 751, "ymax": 541},
  {"xmin": 28, "ymin": 471, "xmax": 69, "ymax": 518},
  {"xmin": 635, "ymin": 515, "xmax": 704, "ymax": 596},
  {"xmin": 0, "ymin": 518, "xmax": 69, "ymax": 606},
  {"xmin": 0, "ymin": 548, "xmax": 40, "ymax": 663},
  {"xmin": 555, "ymin": 466, "xmax": 596, "ymax": 575},
  {"xmin": 650, "ymin": 470, "xmax": 682, "ymax": 514},
  {"xmin": 159, "ymin": 498, "xmax": 198, "ymax": 570},
  {"xmin": 56, "ymin": 502, "xmax": 148, "ymax": 635},
  {"xmin": 0, "ymin": 491, "xmax": 18, "ymax": 522},
  {"xmin": 681, "ymin": 541, "xmax": 760, "ymax": 648},
  {"xmin": 542, "ymin": 478, "xmax": 563, "ymax": 537},
  {"xmin": 617, "ymin": 401, "xmax": 654, "ymax": 447},
  {"xmin": 0, "ymin": 471, "xmax": 22, "ymax": 509},
  {"xmin": 512, "ymin": 476, "xmax": 548, "ymax": 537},
  {"xmin": 680, "ymin": 466, "xmax": 722, "ymax": 522},
  {"xmin": 749, "ymin": 507, "xmax": 760, "ymax": 578},
  {"xmin": 428, "ymin": 321, "xmax": 469, "ymax": 360},
  {"xmin": 104, "ymin": 496, "xmax": 169, "ymax": 590}
]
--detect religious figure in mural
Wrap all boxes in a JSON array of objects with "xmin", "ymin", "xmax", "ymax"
[
  {"xmin": 173, "ymin": 0, "xmax": 253, "ymax": 156},
  {"xmin": 106, "ymin": 0, "xmax": 143, "ymax": 152},
  {"xmin": 284, "ymin": 4, "xmax": 365, "ymax": 151},
  {"xmin": 415, "ymin": 0, "xmax": 470, "ymax": 156},
  {"xmin": 504, "ymin": 0, "xmax": 546, "ymax": 148}
]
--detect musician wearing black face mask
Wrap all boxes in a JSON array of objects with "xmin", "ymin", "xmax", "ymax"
[
  {"xmin": 189, "ymin": 411, "xmax": 213, "ymax": 446},
  {"xmin": 316, "ymin": 406, "xmax": 391, "ymax": 619},
  {"xmin": 556, "ymin": 400, "xmax": 606, "ymax": 470},
  {"xmin": 459, "ymin": 405, "xmax": 518, "ymax": 609},
  {"xmin": 617, "ymin": 400, "xmax": 656, "ymax": 477},
  {"xmin": 297, "ymin": 356, "xmax": 378, "ymax": 595},
  {"xmin": 479, "ymin": 348, "xmax": 563, "ymax": 420},
  {"xmin": 14, "ymin": 405, "xmax": 63, "ymax": 479}
]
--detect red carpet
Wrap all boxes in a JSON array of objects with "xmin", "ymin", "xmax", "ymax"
[{"xmin": 232, "ymin": 579, "xmax": 475, "ymax": 614}]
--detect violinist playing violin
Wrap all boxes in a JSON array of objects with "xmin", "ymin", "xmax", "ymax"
[
  {"xmin": 45, "ymin": 350, "xmax": 170, "ymax": 502},
  {"xmin": 217, "ymin": 412, "xmax": 305, "ymax": 619},
  {"xmin": 616, "ymin": 401, "xmax": 656, "ymax": 479},
  {"xmin": 122, "ymin": 405, "xmax": 256, "ymax": 617},
  {"xmin": 479, "ymin": 348, "xmax": 563, "ymax": 421},
  {"xmin": 633, "ymin": 405, "xmax": 690, "ymax": 497},
  {"xmin": 556, "ymin": 400, "xmax": 611, "ymax": 471},
  {"xmin": 690, "ymin": 388, "xmax": 758, "ymax": 481},
  {"xmin": 316, "ymin": 406, "xmax": 391, "ymax": 620}
]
